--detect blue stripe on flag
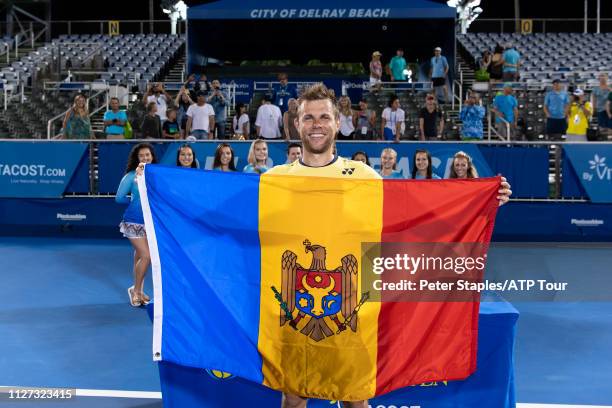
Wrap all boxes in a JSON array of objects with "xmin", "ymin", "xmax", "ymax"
[{"xmin": 145, "ymin": 165, "xmax": 264, "ymax": 382}]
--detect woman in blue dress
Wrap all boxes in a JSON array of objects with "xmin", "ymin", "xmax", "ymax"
[
  {"xmin": 116, "ymin": 143, "xmax": 158, "ymax": 307},
  {"xmin": 411, "ymin": 149, "xmax": 441, "ymax": 179}
]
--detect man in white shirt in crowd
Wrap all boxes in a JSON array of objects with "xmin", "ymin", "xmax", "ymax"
[
  {"xmin": 185, "ymin": 91, "xmax": 216, "ymax": 140},
  {"xmin": 381, "ymin": 95, "xmax": 405, "ymax": 143},
  {"xmin": 255, "ymin": 94, "xmax": 283, "ymax": 139},
  {"xmin": 143, "ymin": 82, "xmax": 172, "ymax": 124}
]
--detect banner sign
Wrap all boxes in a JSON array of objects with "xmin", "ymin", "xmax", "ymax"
[
  {"xmin": 563, "ymin": 144, "xmax": 612, "ymax": 203},
  {"xmin": 0, "ymin": 142, "xmax": 88, "ymax": 198},
  {"xmin": 187, "ymin": 0, "xmax": 456, "ymax": 20},
  {"xmin": 160, "ymin": 141, "xmax": 492, "ymax": 179}
]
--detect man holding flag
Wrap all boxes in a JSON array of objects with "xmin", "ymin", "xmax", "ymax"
[{"xmin": 137, "ymin": 84, "xmax": 512, "ymax": 408}]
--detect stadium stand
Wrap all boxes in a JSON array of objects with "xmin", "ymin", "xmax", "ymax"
[
  {"xmin": 458, "ymin": 33, "xmax": 612, "ymax": 87},
  {"xmin": 0, "ymin": 34, "xmax": 184, "ymax": 139},
  {"xmin": 53, "ymin": 33, "xmax": 183, "ymax": 84}
]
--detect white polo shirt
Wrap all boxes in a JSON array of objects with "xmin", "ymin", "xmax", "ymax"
[{"xmin": 255, "ymin": 103, "xmax": 282, "ymax": 139}]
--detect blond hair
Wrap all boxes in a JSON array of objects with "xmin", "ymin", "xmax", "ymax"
[
  {"xmin": 449, "ymin": 151, "xmax": 479, "ymax": 179},
  {"xmin": 381, "ymin": 147, "xmax": 398, "ymax": 170},
  {"xmin": 247, "ymin": 139, "xmax": 268, "ymax": 166},
  {"xmin": 338, "ymin": 95, "xmax": 353, "ymax": 117}
]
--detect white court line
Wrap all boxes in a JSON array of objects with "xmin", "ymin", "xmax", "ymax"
[
  {"xmin": 1, "ymin": 387, "xmax": 612, "ymax": 405},
  {"xmin": 75, "ymin": 389, "xmax": 161, "ymax": 399}
]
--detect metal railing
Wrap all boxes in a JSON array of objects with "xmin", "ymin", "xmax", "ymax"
[
  {"xmin": 1, "ymin": 42, "xmax": 10, "ymax": 64},
  {"xmin": 341, "ymin": 81, "xmax": 434, "ymax": 95},
  {"xmin": 452, "ymin": 80, "xmax": 463, "ymax": 112},
  {"xmin": 487, "ymin": 111, "xmax": 511, "ymax": 142}
]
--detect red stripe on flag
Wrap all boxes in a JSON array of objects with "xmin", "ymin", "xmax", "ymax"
[{"xmin": 375, "ymin": 178, "xmax": 500, "ymax": 396}]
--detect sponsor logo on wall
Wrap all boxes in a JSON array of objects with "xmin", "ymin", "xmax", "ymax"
[
  {"xmin": 0, "ymin": 163, "xmax": 67, "ymax": 185},
  {"xmin": 582, "ymin": 154, "xmax": 611, "ymax": 182},
  {"xmin": 56, "ymin": 213, "xmax": 87, "ymax": 222},
  {"xmin": 571, "ymin": 218, "xmax": 604, "ymax": 227}
]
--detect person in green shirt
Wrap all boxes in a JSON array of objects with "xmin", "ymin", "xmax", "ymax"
[{"xmin": 389, "ymin": 48, "xmax": 407, "ymax": 81}]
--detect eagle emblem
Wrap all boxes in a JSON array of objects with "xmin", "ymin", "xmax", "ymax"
[{"xmin": 271, "ymin": 239, "xmax": 368, "ymax": 342}]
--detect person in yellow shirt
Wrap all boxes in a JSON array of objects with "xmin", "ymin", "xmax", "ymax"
[
  {"xmin": 566, "ymin": 89, "xmax": 593, "ymax": 142},
  {"xmin": 269, "ymin": 84, "xmax": 513, "ymax": 408}
]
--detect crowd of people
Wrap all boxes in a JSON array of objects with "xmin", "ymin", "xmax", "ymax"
[{"xmin": 58, "ymin": 43, "xmax": 611, "ymax": 142}]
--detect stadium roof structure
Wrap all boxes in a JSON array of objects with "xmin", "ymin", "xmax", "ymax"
[{"xmin": 187, "ymin": 0, "xmax": 456, "ymax": 20}]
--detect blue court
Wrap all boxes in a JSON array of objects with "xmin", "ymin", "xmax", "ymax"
[{"xmin": 1, "ymin": 237, "xmax": 611, "ymax": 407}]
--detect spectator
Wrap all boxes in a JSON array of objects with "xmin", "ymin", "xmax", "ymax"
[
  {"xmin": 492, "ymin": 83, "xmax": 519, "ymax": 140},
  {"xmin": 488, "ymin": 44, "xmax": 505, "ymax": 82},
  {"xmin": 116, "ymin": 143, "xmax": 158, "ymax": 307},
  {"xmin": 354, "ymin": 98, "xmax": 376, "ymax": 139},
  {"xmin": 213, "ymin": 143, "xmax": 237, "ymax": 172},
  {"xmin": 183, "ymin": 73, "xmax": 212, "ymax": 100},
  {"xmin": 460, "ymin": 92, "xmax": 486, "ymax": 140},
  {"xmin": 592, "ymin": 73, "xmax": 610, "ymax": 135},
  {"xmin": 103, "ymin": 96, "xmax": 127, "ymax": 139},
  {"xmin": 62, "ymin": 94, "xmax": 93, "ymax": 139},
  {"xmin": 544, "ymin": 79, "xmax": 570, "ymax": 140},
  {"xmin": 411, "ymin": 149, "xmax": 440, "ymax": 180},
  {"xmin": 337, "ymin": 95, "xmax": 355, "ymax": 140},
  {"xmin": 389, "ymin": 48, "xmax": 407, "ymax": 82},
  {"xmin": 243, "ymin": 139, "xmax": 270, "ymax": 174},
  {"xmin": 283, "ymin": 98, "xmax": 300, "ymax": 141},
  {"xmin": 419, "ymin": 94, "xmax": 444, "ymax": 140},
  {"xmin": 143, "ymin": 82, "xmax": 171, "ymax": 124},
  {"xmin": 185, "ymin": 91, "xmax": 216, "ymax": 140},
  {"xmin": 502, "ymin": 42, "xmax": 521, "ymax": 82},
  {"xmin": 208, "ymin": 79, "xmax": 229, "ymax": 139},
  {"xmin": 379, "ymin": 148, "xmax": 404, "ymax": 179},
  {"xmin": 479, "ymin": 50, "xmax": 492, "ymax": 71},
  {"xmin": 162, "ymin": 108, "xmax": 181, "ymax": 139},
  {"xmin": 475, "ymin": 50, "xmax": 491, "ymax": 82},
  {"xmin": 286, "ymin": 142, "xmax": 302, "ymax": 164},
  {"xmin": 176, "ymin": 144, "xmax": 198, "ymax": 168},
  {"xmin": 381, "ymin": 95, "xmax": 405, "ymax": 143},
  {"xmin": 233, "ymin": 103, "xmax": 250, "ymax": 140},
  {"xmin": 141, "ymin": 102, "xmax": 162, "ymax": 139},
  {"xmin": 351, "ymin": 151, "xmax": 371, "ymax": 166},
  {"xmin": 174, "ymin": 87, "xmax": 194, "ymax": 138},
  {"xmin": 429, "ymin": 47, "xmax": 449, "ymax": 104},
  {"xmin": 272, "ymin": 73, "xmax": 298, "ymax": 114},
  {"xmin": 369, "ymin": 51, "xmax": 383, "ymax": 90},
  {"xmin": 255, "ymin": 94, "xmax": 283, "ymax": 140},
  {"xmin": 449, "ymin": 151, "xmax": 478, "ymax": 179},
  {"xmin": 566, "ymin": 89, "xmax": 592, "ymax": 142}
]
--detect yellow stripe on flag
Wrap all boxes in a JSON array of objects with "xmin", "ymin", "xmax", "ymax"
[{"xmin": 258, "ymin": 174, "xmax": 383, "ymax": 401}]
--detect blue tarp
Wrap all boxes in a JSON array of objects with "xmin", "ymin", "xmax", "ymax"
[{"xmin": 187, "ymin": 0, "xmax": 456, "ymax": 20}]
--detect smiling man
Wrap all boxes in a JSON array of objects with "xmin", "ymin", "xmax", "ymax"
[{"xmin": 267, "ymin": 84, "xmax": 378, "ymax": 179}]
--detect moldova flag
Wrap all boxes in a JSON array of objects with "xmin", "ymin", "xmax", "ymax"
[{"xmin": 140, "ymin": 165, "xmax": 500, "ymax": 401}]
